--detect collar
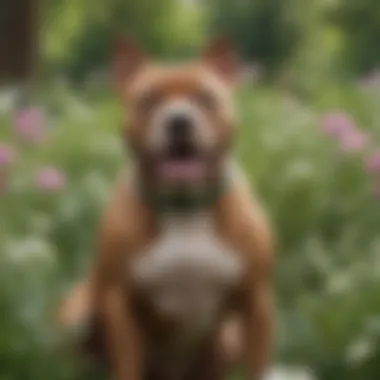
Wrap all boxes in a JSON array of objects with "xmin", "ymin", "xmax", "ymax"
[{"xmin": 134, "ymin": 168, "xmax": 232, "ymax": 214}]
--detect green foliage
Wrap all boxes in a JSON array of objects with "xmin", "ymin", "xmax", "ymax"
[
  {"xmin": 0, "ymin": 85, "xmax": 123, "ymax": 379},
  {"xmin": 206, "ymin": 0, "xmax": 304, "ymax": 75},
  {"xmin": 42, "ymin": 0, "xmax": 205, "ymax": 79},
  {"xmin": 2, "ymin": 80, "xmax": 380, "ymax": 378},
  {"xmin": 3, "ymin": 0, "xmax": 380, "ymax": 378},
  {"xmin": 332, "ymin": 0, "xmax": 380, "ymax": 75},
  {"xmin": 40, "ymin": 0, "xmax": 380, "ymax": 81},
  {"xmin": 236, "ymin": 84, "xmax": 380, "ymax": 380}
]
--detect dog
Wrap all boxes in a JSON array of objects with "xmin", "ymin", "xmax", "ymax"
[{"xmin": 58, "ymin": 36, "xmax": 275, "ymax": 380}]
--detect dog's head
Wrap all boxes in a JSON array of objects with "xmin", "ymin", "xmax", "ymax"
[{"xmin": 113, "ymin": 37, "xmax": 239, "ymax": 191}]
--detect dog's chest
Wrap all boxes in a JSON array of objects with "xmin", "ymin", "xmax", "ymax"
[{"xmin": 132, "ymin": 213, "xmax": 242, "ymax": 332}]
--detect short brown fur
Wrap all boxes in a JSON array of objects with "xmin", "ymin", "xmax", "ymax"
[{"xmin": 59, "ymin": 38, "xmax": 275, "ymax": 380}]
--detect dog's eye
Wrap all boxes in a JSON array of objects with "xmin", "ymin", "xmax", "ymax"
[
  {"xmin": 136, "ymin": 92, "xmax": 159, "ymax": 114},
  {"xmin": 194, "ymin": 90, "xmax": 217, "ymax": 111}
]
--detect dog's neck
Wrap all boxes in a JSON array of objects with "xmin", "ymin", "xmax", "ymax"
[{"xmin": 131, "ymin": 159, "xmax": 234, "ymax": 214}]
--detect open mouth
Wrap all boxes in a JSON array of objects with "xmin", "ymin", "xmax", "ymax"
[{"xmin": 156, "ymin": 143, "xmax": 208, "ymax": 183}]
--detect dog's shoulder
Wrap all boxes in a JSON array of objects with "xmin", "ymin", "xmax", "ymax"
[
  {"xmin": 215, "ymin": 162, "xmax": 275, "ymax": 277},
  {"xmin": 98, "ymin": 166, "xmax": 156, "ymax": 258},
  {"xmin": 100, "ymin": 167, "xmax": 135, "ymax": 239}
]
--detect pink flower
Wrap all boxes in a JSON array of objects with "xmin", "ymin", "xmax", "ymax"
[
  {"xmin": 365, "ymin": 152, "xmax": 380, "ymax": 173},
  {"xmin": 339, "ymin": 130, "xmax": 368, "ymax": 152},
  {"xmin": 36, "ymin": 167, "xmax": 66, "ymax": 191},
  {"xmin": 0, "ymin": 144, "xmax": 15, "ymax": 167},
  {"xmin": 13, "ymin": 107, "xmax": 45, "ymax": 143},
  {"xmin": 321, "ymin": 113, "xmax": 356, "ymax": 137}
]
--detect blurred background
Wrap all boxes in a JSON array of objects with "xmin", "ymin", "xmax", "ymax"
[{"xmin": 2, "ymin": 0, "xmax": 380, "ymax": 379}]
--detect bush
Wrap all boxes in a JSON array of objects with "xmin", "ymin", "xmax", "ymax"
[{"xmin": 1, "ymin": 81, "xmax": 380, "ymax": 379}]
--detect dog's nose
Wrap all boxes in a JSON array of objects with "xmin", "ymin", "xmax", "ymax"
[{"xmin": 167, "ymin": 114, "xmax": 193, "ymax": 142}]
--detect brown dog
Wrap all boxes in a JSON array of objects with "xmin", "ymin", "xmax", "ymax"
[{"xmin": 59, "ymin": 37, "xmax": 275, "ymax": 380}]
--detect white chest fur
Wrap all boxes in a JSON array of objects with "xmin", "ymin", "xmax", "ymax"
[{"xmin": 132, "ymin": 212, "xmax": 242, "ymax": 332}]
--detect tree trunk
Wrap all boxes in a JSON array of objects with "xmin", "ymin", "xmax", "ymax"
[{"xmin": 0, "ymin": 0, "xmax": 39, "ymax": 85}]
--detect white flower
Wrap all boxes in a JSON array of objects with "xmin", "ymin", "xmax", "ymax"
[
  {"xmin": 346, "ymin": 337, "xmax": 374, "ymax": 366},
  {"xmin": 5, "ymin": 238, "xmax": 56, "ymax": 265},
  {"xmin": 265, "ymin": 366, "xmax": 315, "ymax": 380}
]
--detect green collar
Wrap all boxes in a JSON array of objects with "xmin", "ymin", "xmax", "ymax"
[{"xmin": 135, "ymin": 173, "xmax": 231, "ymax": 214}]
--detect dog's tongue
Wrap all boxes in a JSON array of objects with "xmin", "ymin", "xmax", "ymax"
[{"xmin": 158, "ymin": 160, "xmax": 207, "ymax": 182}]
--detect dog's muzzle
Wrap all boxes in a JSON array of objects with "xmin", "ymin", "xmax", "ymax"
[{"xmin": 147, "ymin": 101, "xmax": 214, "ymax": 184}]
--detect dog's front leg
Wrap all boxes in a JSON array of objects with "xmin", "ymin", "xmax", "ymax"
[
  {"xmin": 90, "ymin": 175, "xmax": 151, "ymax": 380},
  {"xmin": 102, "ymin": 285, "xmax": 142, "ymax": 380},
  {"xmin": 243, "ymin": 267, "xmax": 274, "ymax": 380},
  {"xmin": 240, "ymin": 209, "xmax": 275, "ymax": 380},
  {"xmin": 217, "ymin": 179, "xmax": 275, "ymax": 379},
  {"xmin": 94, "ymin": 233, "xmax": 144, "ymax": 380}
]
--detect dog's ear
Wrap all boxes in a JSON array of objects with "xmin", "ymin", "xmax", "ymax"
[
  {"xmin": 202, "ymin": 36, "xmax": 239, "ymax": 85},
  {"xmin": 112, "ymin": 36, "xmax": 147, "ymax": 92}
]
